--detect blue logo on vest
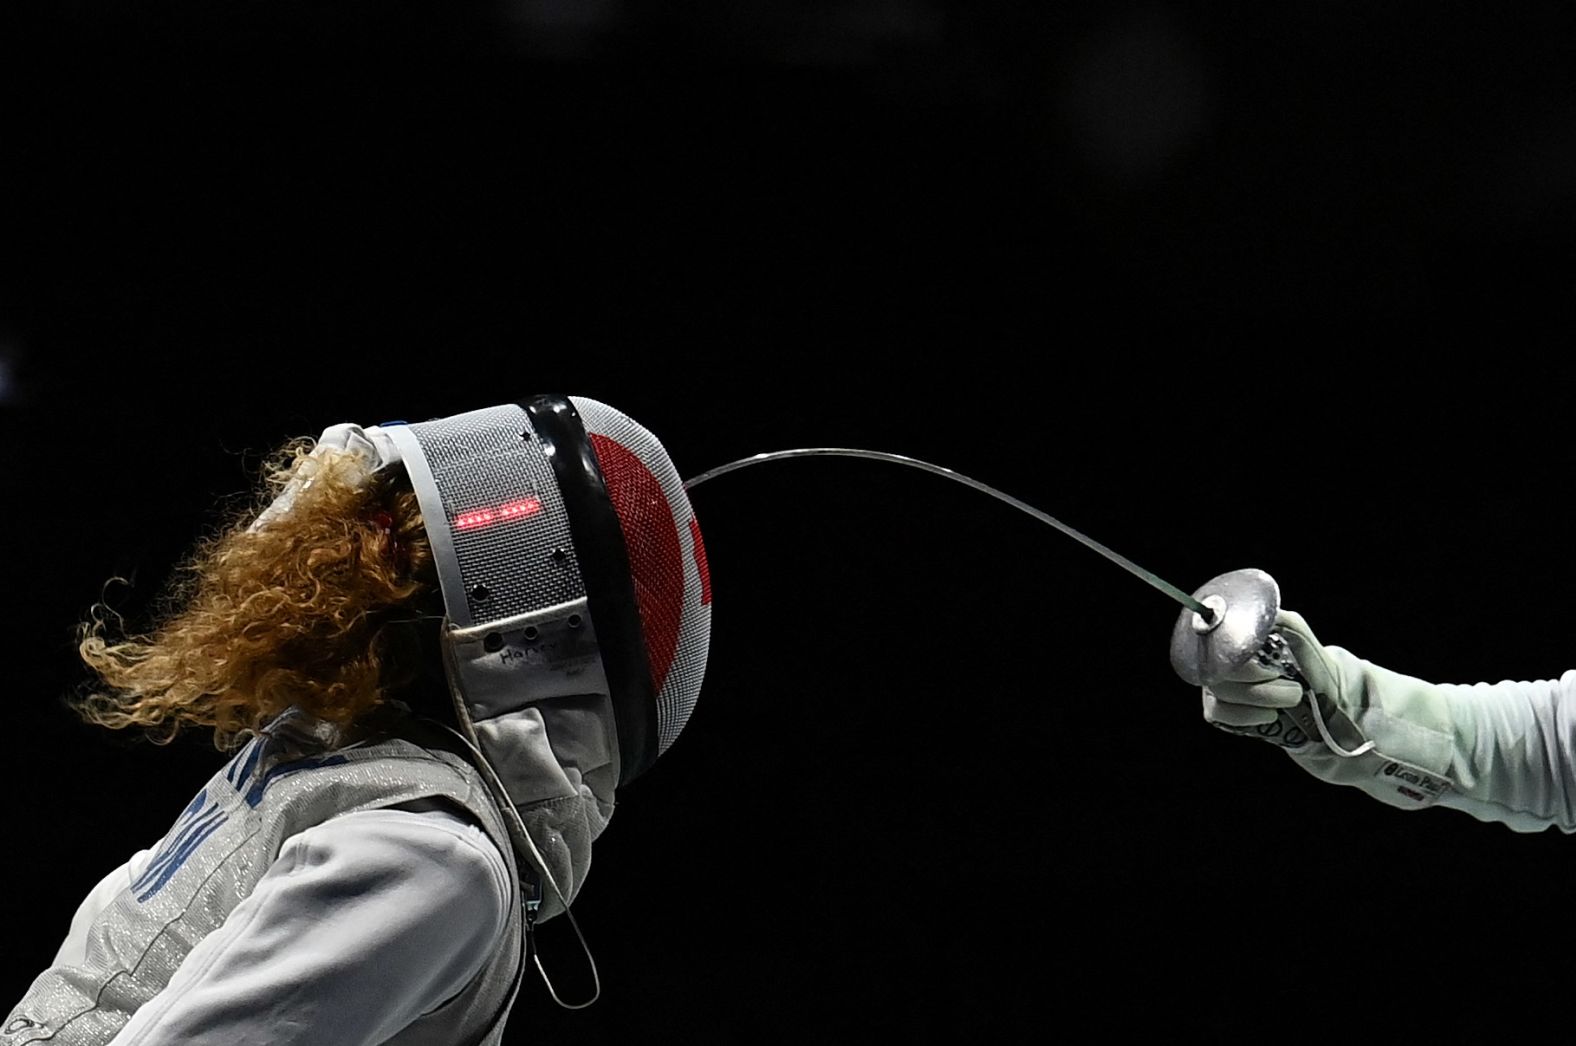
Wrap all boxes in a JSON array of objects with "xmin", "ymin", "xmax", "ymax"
[
  {"xmin": 134, "ymin": 737, "xmax": 349, "ymax": 903},
  {"xmin": 132, "ymin": 787, "xmax": 228, "ymax": 904}
]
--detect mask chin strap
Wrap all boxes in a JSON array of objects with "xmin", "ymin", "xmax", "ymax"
[
  {"xmin": 431, "ymin": 625, "xmax": 604, "ymax": 1011},
  {"xmin": 421, "ymin": 707, "xmax": 603, "ymax": 1011}
]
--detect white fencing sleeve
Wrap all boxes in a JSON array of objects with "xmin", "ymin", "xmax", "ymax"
[
  {"xmin": 1280, "ymin": 647, "xmax": 1576, "ymax": 832},
  {"xmin": 1427, "ymin": 670, "xmax": 1576, "ymax": 832},
  {"xmin": 1206, "ymin": 612, "xmax": 1576, "ymax": 832},
  {"xmin": 105, "ymin": 807, "xmax": 512, "ymax": 1046}
]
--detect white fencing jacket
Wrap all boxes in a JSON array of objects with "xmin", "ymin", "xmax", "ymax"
[{"xmin": 5, "ymin": 711, "xmax": 523, "ymax": 1046}]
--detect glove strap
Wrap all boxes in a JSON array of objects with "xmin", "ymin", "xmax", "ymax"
[{"xmin": 1254, "ymin": 632, "xmax": 1376, "ymax": 758}]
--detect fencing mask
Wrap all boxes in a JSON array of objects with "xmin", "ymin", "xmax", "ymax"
[{"xmin": 262, "ymin": 394, "xmax": 712, "ymax": 930}]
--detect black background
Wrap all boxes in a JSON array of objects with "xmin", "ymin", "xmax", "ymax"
[{"xmin": 4, "ymin": 2, "xmax": 1576, "ymax": 1040}]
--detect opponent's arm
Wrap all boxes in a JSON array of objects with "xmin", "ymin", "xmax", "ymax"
[{"xmin": 1205, "ymin": 610, "xmax": 1576, "ymax": 832}]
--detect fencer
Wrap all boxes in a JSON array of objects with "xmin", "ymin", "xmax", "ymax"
[{"xmin": 6, "ymin": 395, "xmax": 711, "ymax": 1044}]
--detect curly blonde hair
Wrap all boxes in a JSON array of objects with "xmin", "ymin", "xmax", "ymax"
[{"xmin": 75, "ymin": 439, "xmax": 438, "ymax": 750}]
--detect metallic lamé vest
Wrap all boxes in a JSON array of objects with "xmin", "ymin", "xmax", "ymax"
[{"xmin": 3, "ymin": 712, "xmax": 524, "ymax": 1046}]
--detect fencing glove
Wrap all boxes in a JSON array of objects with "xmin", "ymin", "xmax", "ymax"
[{"xmin": 1203, "ymin": 610, "xmax": 1576, "ymax": 833}]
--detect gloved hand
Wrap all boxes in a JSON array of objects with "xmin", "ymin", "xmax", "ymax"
[{"xmin": 1202, "ymin": 609, "xmax": 1459, "ymax": 812}]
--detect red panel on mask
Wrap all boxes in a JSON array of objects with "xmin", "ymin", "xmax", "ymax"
[{"xmin": 590, "ymin": 433, "xmax": 684, "ymax": 693}]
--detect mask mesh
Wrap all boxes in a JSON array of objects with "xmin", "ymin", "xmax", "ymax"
[{"xmin": 571, "ymin": 397, "xmax": 712, "ymax": 756}]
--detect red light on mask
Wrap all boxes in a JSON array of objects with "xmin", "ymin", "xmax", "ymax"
[{"xmin": 454, "ymin": 496, "xmax": 544, "ymax": 531}]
